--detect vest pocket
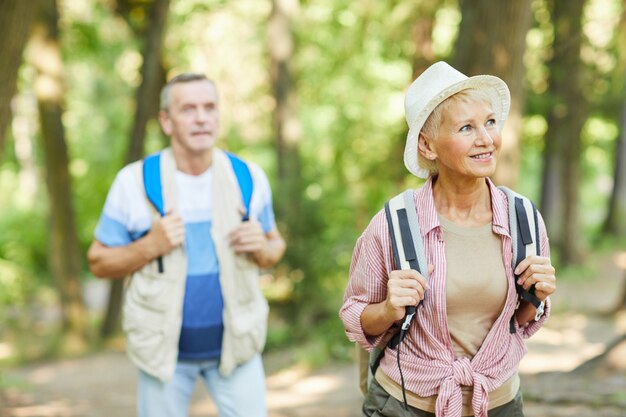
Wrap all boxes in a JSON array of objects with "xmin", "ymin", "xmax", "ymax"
[
  {"xmin": 127, "ymin": 267, "xmax": 178, "ymax": 313},
  {"xmin": 224, "ymin": 297, "xmax": 269, "ymax": 363},
  {"xmin": 123, "ymin": 307, "xmax": 174, "ymax": 375}
]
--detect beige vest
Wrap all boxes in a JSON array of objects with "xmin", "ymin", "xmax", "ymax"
[{"xmin": 123, "ymin": 147, "xmax": 268, "ymax": 381}]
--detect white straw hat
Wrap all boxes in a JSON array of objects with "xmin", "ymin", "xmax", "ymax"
[{"xmin": 403, "ymin": 61, "xmax": 511, "ymax": 178}]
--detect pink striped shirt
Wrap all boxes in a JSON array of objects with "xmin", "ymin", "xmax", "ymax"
[{"xmin": 340, "ymin": 177, "xmax": 551, "ymax": 417}]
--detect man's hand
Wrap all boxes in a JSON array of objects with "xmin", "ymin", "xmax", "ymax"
[
  {"xmin": 229, "ymin": 220, "xmax": 267, "ymax": 256},
  {"xmin": 146, "ymin": 212, "xmax": 186, "ymax": 257},
  {"xmin": 87, "ymin": 212, "xmax": 185, "ymax": 279}
]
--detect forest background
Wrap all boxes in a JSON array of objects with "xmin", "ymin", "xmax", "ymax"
[{"xmin": 1, "ymin": 0, "xmax": 626, "ymax": 399}]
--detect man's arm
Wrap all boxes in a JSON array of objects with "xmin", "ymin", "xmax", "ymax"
[
  {"xmin": 87, "ymin": 212, "xmax": 185, "ymax": 278},
  {"xmin": 251, "ymin": 227, "xmax": 286, "ymax": 268},
  {"xmin": 229, "ymin": 221, "xmax": 286, "ymax": 269},
  {"xmin": 88, "ymin": 239, "xmax": 159, "ymax": 279}
]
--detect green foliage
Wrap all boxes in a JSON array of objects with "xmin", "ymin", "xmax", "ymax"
[
  {"xmin": 0, "ymin": 259, "xmax": 35, "ymax": 307},
  {"xmin": 0, "ymin": 207, "xmax": 49, "ymax": 283}
]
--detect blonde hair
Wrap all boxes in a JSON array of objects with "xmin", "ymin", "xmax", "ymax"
[{"xmin": 418, "ymin": 89, "xmax": 493, "ymax": 176}]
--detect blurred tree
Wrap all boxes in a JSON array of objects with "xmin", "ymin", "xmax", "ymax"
[
  {"xmin": 540, "ymin": 0, "xmax": 588, "ymax": 265},
  {"xmin": 30, "ymin": 0, "xmax": 88, "ymax": 350},
  {"xmin": 0, "ymin": 0, "xmax": 37, "ymax": 161},
  {"xmin": 604, "ymin": 102, "xmax": 626, "ymax": 237},
  {"xmin": 100, "ymin": 0, "xmax": 170, "ymax": 339},
  {"xmin": 452, "ymin": 0, "xmax": 532, "ymax": 188},
  {"xmin": 388, "ymin": 1, "xmax": 439, "ymax": 184},
  {"xmin": 605, "ymin": 3, "xmax": 626, "ymax": 313},
  {"xmin": 604, "ymin": 6, "xmax": 626, "ymax": 238},
  {"xmin": 268, "ymin": 0, "xmax": 302, "ymax": 234},
  {"xmin": 409, "ymin": 2, "xmax": 438, "ymax": 79},
  {"xmin": 124, "ymin": 1, "xmax": 168, "ymax": 164}
]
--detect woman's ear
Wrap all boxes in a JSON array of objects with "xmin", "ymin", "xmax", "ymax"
[{"xmin": 418, "ymin": 133, "xmax": 436, "ymax": 161}]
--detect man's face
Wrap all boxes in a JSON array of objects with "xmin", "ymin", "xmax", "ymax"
[{"xmin": 159, "ymin": 80, "xmax": 220, "ymax": 153}]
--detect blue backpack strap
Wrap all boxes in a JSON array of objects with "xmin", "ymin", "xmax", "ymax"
[
  {"xmin": 143, "ymin": 152, "xmax": 165, "ymax": 217},
  {"xmin": 142, "ymin": 152, "xmax": 165, "ymax": 272},
  {"xmin": 226, "ymin": 152, "xmax": 253, "ymax": 221}
]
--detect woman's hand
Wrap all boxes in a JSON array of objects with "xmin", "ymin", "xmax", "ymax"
[
  {"xmin": 385, "ymin": 268, "xmax": 431, "ymax": 322},
  {"xmin": 514, "ymin": 256, "xmax": 556, "ymax": 301}
]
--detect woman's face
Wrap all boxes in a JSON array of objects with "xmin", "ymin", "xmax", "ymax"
[{"xmin": 428, "ymin": 98, "xmax": 501, "ymax": 180}]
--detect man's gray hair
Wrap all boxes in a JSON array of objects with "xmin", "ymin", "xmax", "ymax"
[{"xmin": 159, "ymin": 73, "xmax": 216, "ymax": 111}]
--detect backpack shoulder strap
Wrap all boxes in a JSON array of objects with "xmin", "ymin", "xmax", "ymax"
[
  {"xmin": 225, "ymin": 152, "xmax": 254, "ymax": 221},
  {"xmin": 498, "ymin": 186, "xmax": 543, "ymax": 331},
  {"xmin": 142, "ymin": 151, "xmax": 166, "ymax": 272},
  {"xmin": 367, "ymin": 190, "xmax": 427, "ymax": 376},
  {"xmin": 498, "ymin": 186, "xmax": 540, "ymax": 266},
  {"xmin": 143, "ymin": 152, "xmax": 165, "ymax": 217},
  {"xmin": 366, "ymin": 189, "xmax": 428, "ymax": 399},
  {"xmin": 384, "ymin": 189, "xmax": 427, "ymax": 275},
  {"xmin": 384, "ymin": 189, "xmax": 428, "ymax": 340},
  {"xmin": 143, "ymin": 150, "xmax": 254, "ymax": 221}
]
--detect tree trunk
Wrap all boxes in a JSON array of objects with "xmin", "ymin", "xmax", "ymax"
[
  {"xmin": 0, "ymin": 0, "xmax": 37, "ymax": 161},
  {"xmin": 452, "ymin": 0, "xmax": 532, "ymax": 188},
  {"xmin": 31, "ymin": 0, "xmax": 88, "ymax": 351},
  {"xmin": 603, "ymin": 8, "xmax": 626, "ymax": 238},
  {"xmin": 540, "ymin": 0, "xmax": 588, "ymax": 264},
  {"xmin": 389, "ymin": 2, "xmax": 439, "ymax": 184},
  {"xmin": 603, "ymin": 102, "xmax": 626, "ymax": 236},
  {"xmin": 268, "ymin": 0, "xmax": 302, "ymax": 230},
  {"xmin": 100, "ymin": 0, "xmax": 170, "ymax": 340},
  {"xmin": 124, "ymin": 0, "xmax": 169, "ymax": 164},
  {"xmin": 409, "ymin": 3, "xmax": 438, "ymax": 80}
]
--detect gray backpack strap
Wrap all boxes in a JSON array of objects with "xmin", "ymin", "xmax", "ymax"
[
  {"xmin": 383, "ymin": 190, "xmax": 429, "ymax": 348},
  {"xmin": 498, "ymin": 186, "xmax": 542, "ymax": 332},
  {"xmin": 365, "ymin": 190, "xmax": 428, "ymax": 405},
  {"xmin": 385, "ymin": 190, "xmax": 428, "ymax": 278},
  {"xmin": 403, "ymin": 190, "xmax": 428, "ymax": 277}
]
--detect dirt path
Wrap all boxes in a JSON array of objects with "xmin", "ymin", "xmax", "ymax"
[
  {"xmin": 2, "ymin": 350, "xmax": 364, "ymax": 417},
  {"xmin": 2, "ymin": 252, "xmax": 626, "ymax": 417},
  {"xmin": 3, "ymin": 311, "xmax": 626, "ymax": 417}
]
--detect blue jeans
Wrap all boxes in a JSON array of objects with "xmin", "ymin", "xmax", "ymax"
[{"xmin": 137, "ymin": 354, "xmax": 267, "ymax": 417}]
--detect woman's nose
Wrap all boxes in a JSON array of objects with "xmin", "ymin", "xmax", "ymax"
[{"xmin": 476, "ymin": 125, "xmax": 494, "ymax": 145}]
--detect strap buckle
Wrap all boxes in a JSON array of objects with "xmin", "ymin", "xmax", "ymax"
[{"xmin": 401, "ymin": 311, "xmax": 415, "ymax": 331}]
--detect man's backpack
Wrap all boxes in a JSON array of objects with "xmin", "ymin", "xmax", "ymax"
[
  {"xmin": 142, "ymin": 150, "xmax": 254, "ymax": 272},
  {"xmin": 360, "ymin": 186, "xmax": 543, "ymax": 400}
]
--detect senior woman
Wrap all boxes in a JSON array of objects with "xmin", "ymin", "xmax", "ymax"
[{"xmin": 340, "ymin": 61, "xmax": 556, "ymax": 417}]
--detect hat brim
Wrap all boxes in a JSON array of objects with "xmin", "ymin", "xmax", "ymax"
[{"xmin": 404, "ymin": 75, "xmax": 511, "ymax": 178}]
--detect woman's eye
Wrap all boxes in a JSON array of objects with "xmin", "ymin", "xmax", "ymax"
[
  {"xmin": 486, "ymin": 118, "xmax": 496, "ymax": 127},
  {"xmin": 459, "ymin": 124, "xmax": 471, "ymax": 132}
]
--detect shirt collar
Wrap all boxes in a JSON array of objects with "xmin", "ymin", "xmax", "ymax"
[
  {"xmin": 414, "ymin": 176, "xmax": 510, "ymax": 237},
  {"xmin": 486, "ymin": 177, "xmax": 510, "ymax": 237}
]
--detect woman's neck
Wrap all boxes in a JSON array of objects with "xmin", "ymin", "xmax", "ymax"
[{"xmin": 432, "ymin": 175, "xmax": 492, "ymax": 226}]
